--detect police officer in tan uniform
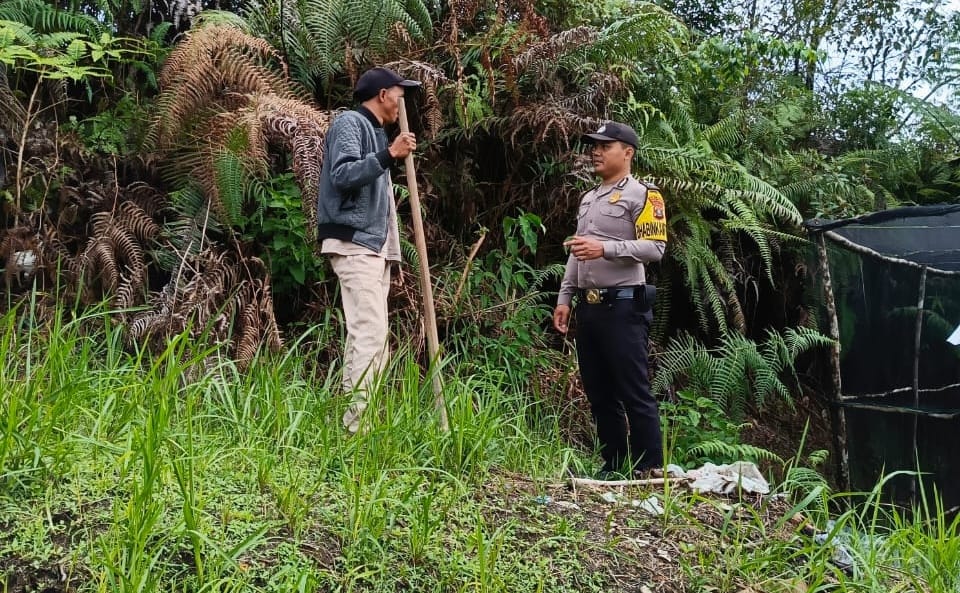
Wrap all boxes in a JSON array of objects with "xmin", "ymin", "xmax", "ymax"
[{"xmin": 553, "ymin": 121, "xmax": 668, "ymax": 476}]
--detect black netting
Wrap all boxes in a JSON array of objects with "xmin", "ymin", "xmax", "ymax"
[
  {"xmin": 843, "ymin": 387, "xmax": 960, "ymax": 505},
  {"xmin": 807, "ymin": 204, "xmax": 960, "ymax": 505},
  {"xmin": 807, "ymin": 204, "xmax": 960, "ymax": 271}
]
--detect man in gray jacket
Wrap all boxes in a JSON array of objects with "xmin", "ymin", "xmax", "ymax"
[{"xmin": 317, "ymin": 67, "xmax": 420, "ymax": 433}]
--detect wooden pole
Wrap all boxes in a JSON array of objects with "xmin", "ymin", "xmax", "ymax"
[
  {"xmin": 569, "ymin": 476, "xmax": 687, "ymax": 488},
  {"xmin": 815, "ymin": 233, "xmax": 851, "ymax": 493},
  {"xmin": 911, "ymin": 266, "xmax": 927, "ymax": 500},
  {"xmin": 398, "ymin": 97, "xmax": 448, "ymax": 431}
]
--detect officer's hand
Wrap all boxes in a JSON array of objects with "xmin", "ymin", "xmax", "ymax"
[
  {"xmin": 389, "ymin": 132, "xmax": 417, "ymax": 159},
  {"xmin": 563, "ymin": 236, "xmax": 604, "ymax": 261},
  {"xmin": 553, "ymin": 304, "xmax": 571, "ymax": 334}
]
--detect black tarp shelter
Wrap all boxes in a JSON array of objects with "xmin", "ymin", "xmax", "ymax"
[{"xmin": 805, "ymin": 205, "xmax": 960, "ymax": 506}]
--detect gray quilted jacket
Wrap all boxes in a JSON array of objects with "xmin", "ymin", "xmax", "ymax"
[{"xmin": 316, "ymin": 107, "xmax": 395, "ymax": 252}]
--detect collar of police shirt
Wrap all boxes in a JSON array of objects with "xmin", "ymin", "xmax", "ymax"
[{"xmin": 591, "ymin": 175, "xmax": 630, "ymax": 197}]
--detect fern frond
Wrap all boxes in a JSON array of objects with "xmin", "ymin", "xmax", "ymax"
[
  {"xmin": 151, "ymin": 25, "xmax": 297, "ymax": 150},
  {"xmin": 688, "ymin": 440, "xmax": 782, "ymax": 464},
  {"xmin": 191, "ymin": 9, "xmax": 252, "ymax": 31},
  {"xmin": 0, "ymin": 0, "xmax": 101, "ymax": 36},
  {"xmin": 587, "ymin": 6, "xmax": 687, "ymax": 70},
  {"xmin": 529, "ymin": 262, "xmax": 566, "ymax": 291},
  {"xmin": 654, "ymin": 327, "xmax": 826, "ymax": 420},
  {"xmin": 512, "ymin": 26, "xmax": 597, "ymax": 73},
  {"xmin": 702, "ymin": 111, "xmax": 745, "ymax": 151},
  {"xmin": 652, "ymin": 332, "xmax": 706, "ymax": 396},
  {"xmin": 781, "ymin": 465, "xmax": 828, "ymax": 495},
  {"xmin": 212, "ymin": 150, "xmax": 247, "ymax": 228},
  {"xmin": 244, "ymin": 0, "xmax": 432, "ymax": 91},
  {"xmin": 0, "ymin": 18, "xmax": 37, "ymax": 46},
  {"xmin": 400, "ymin": 237, "xmax": 420, "ymax": 272}
]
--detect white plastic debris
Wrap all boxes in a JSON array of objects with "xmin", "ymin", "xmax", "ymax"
[
  {"xmin": 600, "ymin": 491, "xmax": 620, "ymax": 504},
  {"xmin": 664, "ymin": 463, "xmax": 686, "ymax": 477},
  {"xmin": 671, "ymin": 461, "xmax": 770, "ymax": 495},
  {"xmin": 12, "ymin": 250, "xmax": 36, "ymax": 281},
  {"xmin": 948, "ymin": 322, "xmax": 960, "ymax": 346},
  {"xmin": 812, "ymin": 519, "xmax": 887, "ymax": 572},
  {"xmin": 632, "ymin": 494, "xmax": 664, "ymax": 515},
  {"xmin": 813, "ymin": 521, "xmax": 855, "ymax": 571}
]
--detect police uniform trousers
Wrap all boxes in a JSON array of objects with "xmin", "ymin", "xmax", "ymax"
[{"xmin": 575, "ymin": 298, "xmax": 663, "ymax": 472}]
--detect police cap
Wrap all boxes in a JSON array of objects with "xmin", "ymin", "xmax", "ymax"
[{"xmin": 581, "ymin": 121, "xmax": 638, "ymax": 149}]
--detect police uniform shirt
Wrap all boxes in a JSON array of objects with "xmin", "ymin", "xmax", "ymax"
[{"xmin": 557, "ymin": 175, "xmax": 667, "ymax": 307}]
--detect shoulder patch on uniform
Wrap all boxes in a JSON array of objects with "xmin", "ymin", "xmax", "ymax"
[
  {"xmin": 635, "ymin": 189, "xmax": 667, "ymax": 241},
  {"xmin": 647, "ymin": 190, "xmax": 665, "ymax": 220}
]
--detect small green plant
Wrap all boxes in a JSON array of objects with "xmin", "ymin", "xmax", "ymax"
[
  {"xmin": 660, "ymin": 389, "xmax": 779, "ymax": 466},
  {"xmin": 247, "ymin": 172, "xmax": 327, "ymax": 295},
  {"xmin": 445, "ymin": 210, "xmax": 564, "ymax": 387},
  {"xmin": 65, "ymin": 93, "xmax": 148, "ymax": 156}
]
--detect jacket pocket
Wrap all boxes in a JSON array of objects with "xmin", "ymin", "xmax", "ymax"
[{"xmin": 339, "ymin": 190, "xmax": 359, "ymax": 210}]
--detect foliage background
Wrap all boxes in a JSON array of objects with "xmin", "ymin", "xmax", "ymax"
[{"xmin": 1, "ymin": 0, "xmax": 959, "ymax": 590}]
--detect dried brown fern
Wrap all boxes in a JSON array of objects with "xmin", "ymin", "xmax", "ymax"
[
  {"xmin": 247, "ymin": 95, "xmax": 330, "ymax": 234},
  {"xmin": 117, "ymin": 199, "xmax": 162, "ymax": 243},
  {"xmin": 70, "ymin": 185, "xmax": 170, "ymax": 309},
  {"xmin": 0, "ymin": 66, "xmax": 26, "ymax": 140},
  {"xmin": 125, "ymin": 182, "xmax": 167, "ymax": 218},
  {"xmin": 511, "ymin": 26, "xmax": 596, "ymax": 72},
  {"xmin": 150, "ymin": 23, "xmax": 332, "ymax": 248},
  {"xmin": 504, "ymin": 103, "xmax": 596, "ymax": 147},
  {"xmin": 128, "ymin": 249, "xmax": 282, "ymax": 369},
  {"xmin": 37, "ymin": 225, "xmax": 82, "ymax": 288},
  {"xmin": 556, "ymin": 72, "xmax": 626, "ymax": 112},
  {"xmin": 150, "ymin": 25, "xmax": 304, "ymax": 150},
  {"xmin": 79, "ymin": 221, "xmax": 148, "ymax": 308},
  {"xmin": 81, "ymin": 235, "xmax": 120, "ymax": 296}
]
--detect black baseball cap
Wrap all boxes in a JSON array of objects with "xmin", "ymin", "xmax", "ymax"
[
  {"xmin": 581, "ymin": 121, "xmax": 638, "ymax": 149},
  {"xmin": 353, "ymin": 67, "xmax": 421, "ymax": 102}
]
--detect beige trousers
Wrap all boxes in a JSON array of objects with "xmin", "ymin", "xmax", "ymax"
[{"xmin": 330, "ymin": 254, "xmax": 391, "ymax": 433}]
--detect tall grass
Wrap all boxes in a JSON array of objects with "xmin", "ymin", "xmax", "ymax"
[
  {"xmin": 2, "ymin": 299, "xmax": 958, "ymax": 592},
  {"xmin": 0, "ymin": 299, "xmax": 582, "ymax": 591}
]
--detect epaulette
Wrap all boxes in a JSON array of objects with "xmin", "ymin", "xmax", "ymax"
[
  {"xmin": 639, "ymin": 179, "xmax": 660, "ymax": 190},
  {"xmin": 615, "ymin": 176, "xmax": 629, "ymax": 189}
]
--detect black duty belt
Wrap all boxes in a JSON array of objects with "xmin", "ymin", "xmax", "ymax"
[{"xmin": 577, "ymin": 285, "xmax": 643, "ymax": 305}]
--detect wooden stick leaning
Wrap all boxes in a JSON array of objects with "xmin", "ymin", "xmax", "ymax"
[
  {"xmin": 569, "ymin": 476, "xmax": 689, "ymax": 488},
  {"xmin": 398, "ymin": 97, "xmax": 449, "ymax": 431}
]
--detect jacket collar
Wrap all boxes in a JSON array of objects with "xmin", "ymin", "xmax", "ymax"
[{"xmin": 356, "ymin": 105, "xmax": 383, "ymax": 128}]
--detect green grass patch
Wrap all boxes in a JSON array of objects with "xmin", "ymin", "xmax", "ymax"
[{"xmin": 1, "ymin": 305, "xmax": 958, "ymax": 592}]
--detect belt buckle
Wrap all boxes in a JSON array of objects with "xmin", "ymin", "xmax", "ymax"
[{"xmin": 585, "ymin": 288, "xmax": 601, "ymax": 304}]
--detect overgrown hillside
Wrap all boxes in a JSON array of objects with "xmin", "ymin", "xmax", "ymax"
[
  {"xmin": 2, "ymin": 312, "xmax": 958, "ymax": 592},
  {"xmin": 2, "ymin": 0, "xmax": 960, "ymax": 590}
]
